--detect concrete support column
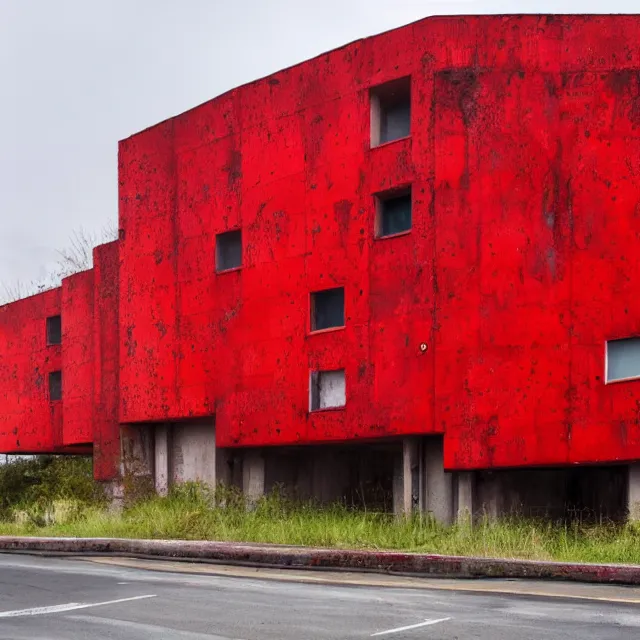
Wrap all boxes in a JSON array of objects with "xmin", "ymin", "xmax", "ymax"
[
  {"xmin": 424, "ymin": 438, "xmax": 453, "ymax": 525},
  {"xmin": 456, "ymin": 472, "xmax": 475, "ymax": 525},
  {"xmin": 104, "ymin": 479, "xmax": 125, "ymax": 513},
  {"xmin": 629, "ymin": 463, "xmax": 640, "ymax": 522},
  {"xmin": 393, "ymin": 453, "xmax": 404, "ymax": 517},
  {"xmin": 480, "ymin": 472, "xmax": 501, "ymax": 521},
  {"xmin": 393, "ymin": 438, "xmax": 422, "ymax": 516},
  {"xmin": 171, "ymin": 421, "xmax": 216, "ymax": 487},
  {"xmin": 243, "ymin": 449, "xmax": 265, "ymax": 507},
  {"xmin": 154, "ymin": 423, "xmax": 170, "ymax": 497},
  {"xmin": 120, "ymin": 425, "xmax": 154, "ymax": 479}
]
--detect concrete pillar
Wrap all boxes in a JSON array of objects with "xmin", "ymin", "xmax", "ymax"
[
  {"xmin": 484, "ymin": 476, "xmax": 501, "ymax": 520},
  {"xmin": 154, "ymin": 423, "xmax": 170, "ymax": 496},
  {"xmin": 243, "ymin": 449, "xmax": 265, "ymax": 506},
  {"xmin": 393, "ymin": 438, "xmax": 422, "ymax": 516},
  {"xmin": 629, "ymin": 463, "xmax": 640, "ymax": 522},
  {"xmin": 104, "ymin": 479, "xmax": 125, "ymax": 513},
  {"xmin": 393, "ymin": 451, "xmax": 404, "ymax": 516},
  {"xmin": 120, "ymin": 425, "xmax": 154, "ymax": 478},
  {"xmin": 119, "ymin": 425, "xmax": 155, "ymax": 500},
  {"xmin": 424, "ymin": 438, "xmax": 454, "ymax": 525},
  {"xmin": 456, "ymin": 471, "xmax": 475, "ymax": 525},
  {"xmin": 171, "ymin": 421, "xmax": 216, "ymax": 487}
]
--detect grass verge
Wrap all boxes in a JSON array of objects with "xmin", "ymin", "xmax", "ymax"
[{"xmin": 0, "ymin": 478, "xmax": 638, "ymax": 565}]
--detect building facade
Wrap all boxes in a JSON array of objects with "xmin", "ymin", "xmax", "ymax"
[{"xmin": 2, "ymin": 14, "xmax": 640, "ymax": 521}]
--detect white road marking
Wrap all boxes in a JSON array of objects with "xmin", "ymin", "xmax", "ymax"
[
  {"xmin": 371, "ymin": 617, "xmax": 452, "ymax": 636},
  {"xmin": 0, "ymin": 594, "xmax": 156, "ymax": 618}
]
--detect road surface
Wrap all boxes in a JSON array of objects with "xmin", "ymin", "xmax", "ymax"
[{"xmin": 0, "ymin": 553, "xmax": 639, "ymax": 639}]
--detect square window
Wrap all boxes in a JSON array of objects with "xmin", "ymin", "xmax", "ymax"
[
  {"xmin": 606, "ymin": 338, "xmax": 640, "ymax": 383},
  {"xmin": 49, "ymin": 371, "xmax": 62, "ymax": 401},
  {"xmin": 376, "ymin": 188, "xmax": 412, "ymax": 238},
  {"xmin": 310, "ymin": 369, "xmax": 346, "ymax": 411},
  {"xmin": 216, "ymin": 230, "xmax": 242, "ymax": 272},
  {"xmin": 370, "ymin": 77, "xmax": 411, "ymax": 147},
  {"xmin": 311, "ymin": 287, "xmax": 345, "ymax": 332},
  {"xmin": 46, "ymin": 315, "xmax": 62, "ymax": 345}
]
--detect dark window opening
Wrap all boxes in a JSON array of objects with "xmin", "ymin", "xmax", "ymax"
[
  {"xmin": 311, "ymin": 287, "xmax": 345, "ymax": 332},
  {"xmin": 310, "ymin": 369, "xmax": 346, "ymax": 411},
  {"xmin": 376, "ymin": 188, "xmax": 412, "ymax": 237},
  {"xmin": 46, "ymin": 315, "xmax": 62, "ymax": 345},
  {"xmin": 606, "ymin": 337, "xmax": 640, "ymax": 382},
  {"xmin": 216, "ymin": 230, "xmax": 242, "ymax": 272},
  {"xmin": 49, "ymin": 371, "xmax": 62, "ymax": 401},
  {"xmin": 370, "ymin": 77, "xmax": 411, "ymax": 147}
]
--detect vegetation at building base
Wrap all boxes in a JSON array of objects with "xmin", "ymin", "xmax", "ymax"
[
  {"xmin": 0, "ymin": 457, "xmax": 639, "ymax": 565},
  {"xmin": 0, "ymin": 455, "xmax": 105, "ymax": 525}
]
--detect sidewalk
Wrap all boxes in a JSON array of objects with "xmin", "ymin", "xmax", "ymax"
[{"xmin": 1, "ymin": 536, "xmax": 639, "ymax": 585}]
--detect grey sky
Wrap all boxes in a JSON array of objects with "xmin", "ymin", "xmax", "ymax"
[{"xmin": 0, "ymin": 1, "xmax": 636, "ymax": 298}]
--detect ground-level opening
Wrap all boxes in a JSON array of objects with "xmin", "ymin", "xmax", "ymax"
[
  {"xmin": 262, "ymin": 442, "xmax": 398, "ymax": 512},
  {"xmin": 475, "ymin": 465, "xmax": 629, "ymax": 523},
  {"xmin": 117, "ymin": 425, "xmax": 635, "ymax": 524}
]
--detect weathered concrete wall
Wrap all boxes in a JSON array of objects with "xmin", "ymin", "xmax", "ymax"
[
  {"xmin": 118, "ymin": 15, "xmax": 640, "ymax": 471},
  {"xmin": 171, "ymin": 419, "xmax": 217, "ymax": 486}
]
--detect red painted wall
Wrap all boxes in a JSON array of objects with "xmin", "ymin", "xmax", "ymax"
[
  {"xmin": 118, "ymin": 14, "xmax": 640, "ymax": 467},
  {"xmin": 92, "ymin": 241, "xmax": 121, "ymax": 480},
  {"xmin": 3, "ymin": 15, "xmax": 640, "ymax": 474},
  {"xmin": 0, "ymin": 243, "xmax": 119, "ymax": 476},
  {"xmin": 62, "ymin": 270, "xmax": 95, "ymax": 445},
  {"xmin": 0, "ymin": 289, "xmax": 63, "ymax": 452}
]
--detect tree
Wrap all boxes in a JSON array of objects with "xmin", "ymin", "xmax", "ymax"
[{"xmin": 0, "ymin": 223, "xmax": 118, "ymax": 306}]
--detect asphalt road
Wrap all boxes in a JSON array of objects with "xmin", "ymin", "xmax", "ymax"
[{"xmin": 0, "ymin": 554, "xmax": 639, "ymax": 639}]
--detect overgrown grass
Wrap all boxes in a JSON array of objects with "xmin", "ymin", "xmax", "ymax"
[
  {"xmin": 0, "ymin": 478, "xmax": 638, "ymax": 565},
  {"xmin": 0, "ymin": 455, "xmax": 104, "ymax": 525}
]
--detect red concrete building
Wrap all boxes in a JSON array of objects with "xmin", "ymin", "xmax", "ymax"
[{"xmin": 2, "ymin": 14, "xmax": 640, "ymax": 521}]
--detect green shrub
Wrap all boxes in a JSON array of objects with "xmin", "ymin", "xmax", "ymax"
[{"xmin": 0, "ymin": 456, "xmax": 103, "ymax": 519}]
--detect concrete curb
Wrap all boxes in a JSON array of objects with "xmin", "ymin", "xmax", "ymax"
[{"xmin": 0, "ymin": 536, "xmax": 639, "ymax": 585}]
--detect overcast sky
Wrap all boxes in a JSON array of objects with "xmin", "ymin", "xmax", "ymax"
[{"xmin": 0, "ymin": 1, "xmax": 635, "ymax": 298}]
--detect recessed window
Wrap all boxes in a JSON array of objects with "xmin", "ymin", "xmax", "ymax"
[
  {"xmin": 310, "ymin": 369, "xmax": 346, "ymax": 411},
  {"xmin": 606, "ymin": 338, "xmax": 640, "ymax": 383},
  {"xmin": 49, "ymin": 371, "xmax": 62, "ymax": 401},
  {"xmin": 46, "ymin": 315, "xmax": 62, "ymax": 345},
  {"xmin": 375, "ymin": 187, "xmax": 412, "ymax": 238},
  {"xmin": 370, "ymin": 77, "xmax": 411, "ymax": 147},
  {"xmin": 216, "ymin": 229, "xmax": 242, "ymax": 272},
  {"xmin": 311, "ymin": 287, "xmax": 345, "ymax": 332}
]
